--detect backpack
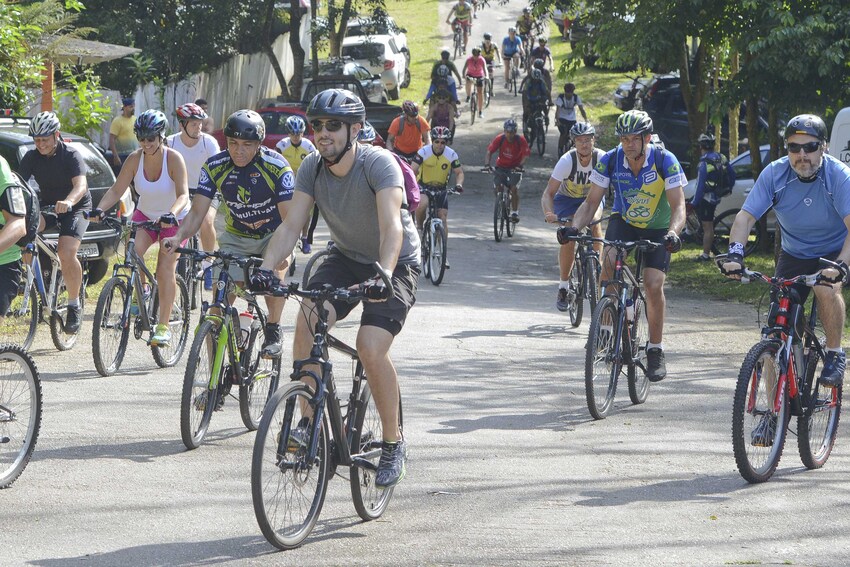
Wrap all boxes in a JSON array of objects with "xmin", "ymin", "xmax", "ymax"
[
  {"xmin": 10, "ymin": 173, "xmax": 40, "ymax": 247},
  {"xmin": 705, "ymin": 153, "xmax": 735, "ymax": 198},
  {"xmin": 566, "ymin": 148, "xmax": 598, "ymax": 182},
  {"xmin": 396, "ymin": 115, "xmax": 422, "ymax": 137},
  {"xmin": 315, "ymin": 150, "xmax": 420, "ymax": 211}
]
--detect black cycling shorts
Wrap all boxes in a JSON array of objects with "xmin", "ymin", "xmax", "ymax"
[
  {"xmin": 774, "ymin": 249, "xmax": 841, "ymax": 304},
  {"xmin": 694, "ymin": 200, "xmax": 717, "ymax": 223},
  {"xmin": 422, "ymin": 189, "xmax": 450, "ymax": 210},
  {"xmin": 604, "ymin": 214, "xmax": 671, "ymax": 273},
  {"xmin": 42, "ymin": 193, "xmax": 92, "ymax": 241},
  {"xmin": 306, "ymin": 248, "xmax": 419, "ymax": 337},
  {"xmin": 0, "ymin": 259, "xmax": 22, "ymax": 316}
]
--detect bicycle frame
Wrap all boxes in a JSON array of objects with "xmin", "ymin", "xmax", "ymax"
[
  {"xmin": 20, "ymin": 233, "xmax": 86, "ymax": 317},
  {"xmin": 110, "ymin": 223, "xmax": 161, "ymax": 335}
]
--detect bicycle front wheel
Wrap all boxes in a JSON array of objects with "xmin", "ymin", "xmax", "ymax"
[
  {"xmin": 351, "ymin": 368, "xmax": 402, "ymax": 520},
  {"xmin": 252, "ymin": 382, "xmax": 331, "ymax": 550},
  {"xmin": 505, "ymin": 193, "xmax": 515, "ymax": 238},
  {"xmin": 429, "ymin": 224, "xmax": 448, "ymax": 285},
  {"xmin": 49, "ymin": 272, "xmax": 82, "ymax": 351},
  {"xmin": 585, "ymin": 297, "xmax": 620, "ymax": 419},
  {"xmin": 0, "ymin": 345, "xmax": 41, "ymax": 488},
  {"xmin": 151, "ymin": 275, "xmax": 190, "ymax": 367},
  {"xmin": 626, "ymin": 297, "xmax": 650, "ymax": 405},
  {"xmin": 493, "ymin": 193, "xmax": 504, "ymax": 242},
  {"xmin": 92, "ymin": 277, "xmax": 131, "ymax": 377},
  {"xmin": 586, "ymin": 256, "xmax": 600, "ymax": 314},
  {"xmin": 469, "ymin": 94, "xmax": 476, "ymax": 125},
  {"xmin": 732, "ymin": 340, "xmax": 790, "ymax": 483},
  {"xmin": 798, "ymin": 344, "xmax": 842, "ymax": 469},
  {"xmin": 180, "ymin": 319, "xmax": 222, "ymax": 450},
  {"xmin": 239, "ymin": 325, "xmax": 282, "ymax": 431},
  {"xmin": 567, "ymin": 256, "xmax": 583, "ymax": 327},
  {"xmin": 713, "ymin": 209, "xmax": 762, "ymax": 257},
  {"xmin": 536, "ymin": 123, "xmax": 546, "ymax": 156},
  {"xmin": 2, "ymin": 268, "xmax": 39, "ymax": 350},
  {"xmin": 421, "ymin": 226, "xmax": 431, "ymax": 279}
]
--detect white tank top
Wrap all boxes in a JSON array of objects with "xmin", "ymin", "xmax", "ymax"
[
  {"xmin": 134, "ymin": 147, "xmax": 189, "ymax": 220},
  {"xmin": 166, "ymin": 133, "xmax": 220, "ymax": 188}
]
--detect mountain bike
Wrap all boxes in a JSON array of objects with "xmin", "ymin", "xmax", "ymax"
[
  {"xmin": 718, "ymin": 258, "xmax": 842, "ymax": 483},
  {"xmin": 176, "ymin": 248, "xmax": 281, "ymax": 450},
  {"xmin": 557, "ymin": 121, "xmax": 574, "ymax": 157},
  {"xmin": 484, "ymin": 165, "xmax": 521, "ymax": 242},
  {"xmin": 585, "ymin": 238, "xmax": 661, "ymax": 419},
  {"xmin": 0, "ymin": 344, "xmax": 41, "ymax": 488},
  {"xmin": 484, "ymin": 61, "xmax": 496, "ymax": 108},
  {"xmin": 420, "ymin": 185, "xmax": 459, "ymax": 286},
  {"xmin": 176, "ymin": 234, "xmax": 207, "ymax": 311},
  {"xmin": 4, "ymin": 206, "xmax": 93, "ymax": 351},
  {"xmin": 526, "ymin": 104, "xmax": 547, "ymax": 156},
  {"xmin": 91, "ymin": 218, "xmax": 190, "ymax": 376},
  {"xmin": 560, "ymin": 225, "xmax": 603, "ymax": 328},
  {"xmin": 452, "ymin": 22, "xmax": 464, "ymax": 59},
  {"xmin": 467, "ymin": 75, "xmax": 485, "ymax": 125},
  {"xmin": 508, "ymin": 54, "xmax": 521, "ymax": 96},
  {"xmin": 251, "ymin": 267, "xmax": 399, "ymax": 550}
]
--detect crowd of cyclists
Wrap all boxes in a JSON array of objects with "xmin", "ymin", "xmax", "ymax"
[{"xmin": 3, "ymin": 1, "xmax": 850, "ymax": 548}]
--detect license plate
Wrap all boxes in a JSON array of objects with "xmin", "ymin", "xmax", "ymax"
[{"xmin": 77, "ymin": 243, "xmax": 99, "ymax": 258}]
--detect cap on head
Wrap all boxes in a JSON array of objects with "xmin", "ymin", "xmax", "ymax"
[{"xmin": 122, "ymin": 97, "xmax": 135, "ymax": 107}]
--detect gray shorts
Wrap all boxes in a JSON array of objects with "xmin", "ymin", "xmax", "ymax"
[{"xmin": 217, "ymin": 230, "xmax": 275, "ymax": 283}]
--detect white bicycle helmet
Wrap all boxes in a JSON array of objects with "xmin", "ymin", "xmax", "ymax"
[{"xmin": 29, "ymin": 111, "xmax": 61, "ymax": 137}]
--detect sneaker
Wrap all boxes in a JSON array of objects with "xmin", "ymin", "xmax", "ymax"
[
  {"xmin": 646, "ymin": 347, "xmax": 667, "ymax": 382},
  {"xmin": 65, "ymin": 303, "xmax": 82, "ymax": 334},
  {"xmin": 465, "ymin": 95, "xmax": 470, "ymax": 103},
  {"xmin": 504, "ymin": 82, "xmax": 510, "ymax": 89},
  {"xmin": 820, "ymin": 351, "xmax": 846, "ymax": 388},
  {"xmin": 695, "ymin": 253, "xmax": 711, "ymax": 262},
  {"xmin": 375, "ymin": 439, "xmax": 407, "ymax": 488},
  {"xmin": 203, "ymin": 267, "xmax": 213, "ymax": 291},
  {"xmin": 150, "ymin": 323, "xmax": 172, "ymax": 347},
  {"xmin": 479, "ymin": 111, "xmax": 483, "ymax": 118},
  {"xmin": 751, "ymin": 413, "xmax": 777, "ymax": 447},
  {"xmin": 301, "ymin": 237, "xmax": 312, "ymax": 255},
  {"xmin": 556, "ymin": 287, "xmax": 569, "ymax": 312},
  {"xmin": 510, "ymin": 212, "xmax": 519, "ymax": 223},
  {"xmin": 261, "ymin": 323, "xmax": 282, "ymax": 359}
]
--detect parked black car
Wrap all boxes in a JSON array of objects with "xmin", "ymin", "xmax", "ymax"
[{"xmin": 0, "ymin": 116, "xmax": 132, "ymax": 285}]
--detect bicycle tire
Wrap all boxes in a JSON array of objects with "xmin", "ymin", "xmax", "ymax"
[
  {"xmin": 252, "ymin": 382, "xmax": 330, "ymax": 550},
  {"xmin": 626, "ymin": 296, "xmax": 650, "ymax": 405},
  {"xmin": 469, "ymin": 94, "xmax": 476, "ymax": 125},
  {"xmin": 732, "ymin": 340, "xmax": 790, "ymax": 483},
  {"xmin": 485, "ymin": 79, "xmax": 492, "ymax": 108},
  {"xmin": 429, "ymin": 223, "xmax": 448, "ymax": 285},
  {"xmin": 239, "ymin": 323, "xmax": 281, "ymax": 431},
  {"xmin": 49, "ymin": 272, "xmax": 82, "ymax": 351},
  {"xmin": 567, "ymin": 257, "xmax": 582, "ymax": 327},
  {"xmin": 0, "ymin": 345, "xmax": 41, "ymax": 489},
  {"xmin": 536, "ymin": 120, "xmax": 545, "ymax": 156},
  {"xmin": 180, "ymin": 319, "xmax": 222, "ymax": 450},
  {"xmin": 585, "ymin": 296, "xmax": 620, "ymax": 419},
  {"xmin": 92, "ymin": 277, "xmax": 131, "ymax": 377},
  {"xmin": 493, "ymin": 193, "xmax": 504, "ymax": 242},
  {"xmin": 798, "ymin": 343, "xmax": 842, "ymax": 469},
  {"xmin": 151, "ymin": 274, "xmax": 190, "ymax": 368},
  {"xmin": 302, "ymin": 249, "xmax": 331, "ymax": 290},
  {"xmin": 421, "ymin": 226, "xmax": 431, "ymax": 279},
  {"xmin": 351, "ymin": 370, "xmax": 402, "ymax": 520},
  {"xmin": 586, "ymin": 255, "xmax": 600, "ymax": 314},
  {"xmin": 712, "ymin": 209, "xmax": 762, "ymax": 257},
  {"xmin": 505, "ymin": 192, "xmax": 515, "ymax": 238},
  {"xmin": 3, "ymin": 266, "xmax": 39, "ymax": 350}
]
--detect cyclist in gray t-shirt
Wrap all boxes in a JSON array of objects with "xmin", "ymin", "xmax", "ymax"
[{"xmin": 252, "ymin": 89, "xmax": 418, "ymax": 490}]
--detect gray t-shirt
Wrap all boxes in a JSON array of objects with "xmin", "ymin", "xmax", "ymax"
[{"xmin": 296, "ymin": 145, "xmax": 420, "ymax": 265}]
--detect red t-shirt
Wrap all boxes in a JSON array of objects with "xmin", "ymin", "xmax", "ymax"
[{"xmin": 487, "ymin": 134, "xmax": 530, "ymax": 168}]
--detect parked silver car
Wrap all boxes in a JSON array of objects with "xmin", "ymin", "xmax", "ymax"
[{"xmin": 302, "ymin": 57, "xmax": 389, "ymax": 104}]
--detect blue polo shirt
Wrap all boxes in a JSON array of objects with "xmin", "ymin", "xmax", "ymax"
[{"xmin": 742, "ymin": 154, "xmax": 850, "ymax": 259}]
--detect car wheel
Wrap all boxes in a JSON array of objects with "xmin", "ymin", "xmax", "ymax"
[
  {"xmin": 389, "ymin": 86, "xmax": 400, "ymax": 100},
  {"xmin": 401, "ymin": 68, "xmax": 411, "ymax": 89},
  {"xmin": 87, "ymin": 259, "xmax": 109, "ymax": 287},
  {"xmin": 401, "ymin": 47, "xmax": 410, "ymax": 66}
]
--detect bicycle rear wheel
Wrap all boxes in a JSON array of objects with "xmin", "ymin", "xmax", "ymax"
[
  {"xmin": 0, "ymin": 345, "xmax": 41, "ymax": 488},
  {"xmin": 151, "ymin": 274, "xmax": 190, "ymax": 367},
  {"xmin": 626, "ymin": 297, "xmax": 650, "ymax": 405},
  {"xmin": 351, "ymin": 368, "xmax": 402, "ymax": 520},
  {"xmin": 798, "ymin": 344, "xmax": 842, "ymax": 469},
  {"xmin": 469, "ymin": 93, "xmax": 476, "ymax": 125},
  {"xmin": 302, "ymin": 247, "xmax": 331, "ymax": 289},
  {"xmin": 493, "ymin": 193, "xmax": 504, "ymax": 242},
  {"xmin": 712, "ymin": 209, "xmax": 762, "ymax": 257},
  {"xmin": 252, "ymin": 382, "xmax": 330, "ymax": 550},
  {"xmin": 429, "ymin": 223, "xmax": 448, "ymax": 285},
  {"xmin": 92, "ymin": 277, "xmax": 131, "ymax": 377},
  {"xmin": 239, "ymin": 324, "xmax": 282, "ymax": 431},
  {"xmin": 536, "ymin": 121, "xmax": 546, "ymax": 156},
  {"xmin": 2, "ymin": 267, "xmax": 39, "ymax": 350},
  {"xmin": 49, "ymin": 272, "xmax": 83, "ymax": 351},
  {"xmin": 732, "ymin": 340, "xmax": 790, "ymax": 483},
  {"xmin": 504, "ymin": 191, "xmax": 515, "ymax": 238},
  {"xmin": 180, "ymin": 319, "xmax": 222, "ymax": 450},
  {"xmin": 567, "ymin": 256, "xmax": 583, "ymax": 327},
  {"xmin": 585, "ymin": 296, "xmax": 620, "ymax": 419}
]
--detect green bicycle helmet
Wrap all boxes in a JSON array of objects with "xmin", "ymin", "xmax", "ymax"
[{"xmin": 615, "ymin": 110, "xmax": 653, "ymax": 137}]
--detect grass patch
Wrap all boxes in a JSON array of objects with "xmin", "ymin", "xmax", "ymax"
[{"xmin": 386, "ymin": 0, "xmax": 441, "ymax": 107}]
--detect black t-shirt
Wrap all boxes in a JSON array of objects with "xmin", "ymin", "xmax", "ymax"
[{"xmin": 18, "ymin": 141, "xmax": 88, "ymax": 206}]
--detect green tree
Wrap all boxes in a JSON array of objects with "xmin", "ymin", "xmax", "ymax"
[
  {"xmin": 55, "ymin": 67, "xmax": 111, "ymax": 138},
  {"xmin": 0, "ymin": 2, "xmax": 44, "ymax": 112}
]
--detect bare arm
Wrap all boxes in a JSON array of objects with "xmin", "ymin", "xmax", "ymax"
[
  {"xmin": 97, "ymin": 151, "xmax": 140, "ymax": 213},
  {"xmin": 0, "ymin": 210, "xmax": 26, "ymax": 251},
  {"xmin": 259, "ymin": 191, "xmax": 314, "ymax": 270},
  {"xmin": 666, "ymin": 186, "xmax": 686, "ymax": 235},
  {"xmin": 728, "ymin": 209, "xmax": 758, "ymax": 246},
  {"xmin": 571, "ymin": 184, "xmax": 606, "ymax": 231},
  {"xmin": 453, "ymin": 166, "xmax": 464, "ymax": 187},
  {"xmin": 169, "ymin": 195, "xmax": 212, "ymax": 246},
  {"xmin": 541, "ymin": 176, "xmax": 560, "ymax": 222},
  {"xmin": 109, "ymin": 133, "xmax": 120, "ymax": 166},
  {"xmin": 386, "ymin": 133, "xmax": 396, "ymax": 152},
  {"xmin": 578, "ymin": 104, "xmax": 588, "ymax": 121},
  {"xmin": 55, "ymin": 174, "xmax": 88, "ymax": 213},
  {"xmin": 375, "ymin": 186, "xmax": 404, "ymax": 273}
]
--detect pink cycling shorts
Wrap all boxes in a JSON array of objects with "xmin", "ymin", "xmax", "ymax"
[{"xmin": 131, "ymin": 209, "xmax": 186, "ymax": 245}]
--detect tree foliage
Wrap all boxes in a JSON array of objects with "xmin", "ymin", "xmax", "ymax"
[{"xmin": 0, "ymin": 2, "xmax": 44, "ymax": 112}]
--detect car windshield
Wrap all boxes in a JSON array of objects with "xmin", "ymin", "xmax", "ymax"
[{"xmin": 342, "ymin": 43, "xmax": 384, "ymax": 63}]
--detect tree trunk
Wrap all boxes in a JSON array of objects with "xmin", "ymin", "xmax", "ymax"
[
  {"xmin": 767, "ymin": 103, "xmax": 781, "ymax": 262},
  {"xmin": 745, "ymin": 94, "xmax": 770, "ymax": 255},
  {"xmin": 328, "ymin": 0, "xmax": 356, "ymax": 57},
  {"xmin": 728, "ymin": 50, "xmax": 739, "ymax": 159},
  {"xmin": 679, "ymin": 39, "xmax": 709, "ymax": 175},
  {"xmin": 289, "ymin": 5, "xmax": 306, "ymax": 102},
  {"xmin": 311, "ymin": 0, "xmax": 319, "ymax": 76},
  {"xmin": 262, "ymin": 0, "xmax": 290, "ymax": 100}
]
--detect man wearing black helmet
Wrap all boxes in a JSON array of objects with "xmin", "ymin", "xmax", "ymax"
[
  {"xmin": 560, "ymin": 109, "xmax": 688, "ymax": 382},
  {"xmin": 163, "ymin": 109, "xmax": 294, "ymax": 359},
  {"xmin": 252, "ymin": 89, "xmax": 421, "ymax": 489},
  {"xmin": 722, "ymin": 114, "xmax": 850, "ymax": 395}
]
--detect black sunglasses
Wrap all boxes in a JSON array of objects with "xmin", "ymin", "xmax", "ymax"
[
  {"xmin": 310, "ymin": 119, "xmax": 345, "ymax": 133},
  {"xmin": 137, "ymin": 135, "xmax": 158, "ymax": 143},
  {"xmin": 787, "ymin": 141, "xmax": 822, "ymax": 154}
]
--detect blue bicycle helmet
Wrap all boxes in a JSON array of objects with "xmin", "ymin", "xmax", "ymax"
[
  {"xmin": 286, "ymin": 115, "xmax": 306, "ymax": 135},
  {"xmin": 134, "ymin": 110, "xmax": 168, "ymax": 139},
  {"xmin": 358, "ymin": 123, "xmax": 377, "ymax": 143},
  {"xmin": 503, "ymin": 118, "xmax": 518, "ymax": 133}
]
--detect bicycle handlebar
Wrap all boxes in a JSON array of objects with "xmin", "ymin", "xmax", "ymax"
[
  {"xmin": 262, "ymin": 261, "xmax": 394, "ymax": 303},
  {"xmin": 715, "ymin": 254, "xmax": 840, "ymax": 286},
  {"xmin": 564, "ymin": 235, "xmax": 661, "ymax": 251}
]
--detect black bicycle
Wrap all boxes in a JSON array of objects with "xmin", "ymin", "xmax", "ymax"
[
  {"xmin": 484, "ymin": 165, "xmax": 521, "ymax": 242},
  {"xmin": 0, "ymin": 344, "xmax": 41, "ymax": 488},
  {"xmin": 526, "ymin": 103, "xmax": 547, "ymax": 156},
  {"xmin": 584, "ymin": 238, "xmax": 661, "ymax": 419},
  {"xmin": 420, "ymin": 185, "xmax": 459, "ymax": 286},
  {"xmin": 561, "ymin": 224, "xmax": 602, "ymax": 327},
  {"xmin": 718, "ymin": 258, "xmax": 842, "ymax": 483},
  {"xmin": 250, "ymin": 267, "xmax": 400, "ymax": 550}
]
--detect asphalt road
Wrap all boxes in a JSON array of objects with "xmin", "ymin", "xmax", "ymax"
[{"xmin": 4, "ymin": 6, "xmax": 850, "ymax": 567}]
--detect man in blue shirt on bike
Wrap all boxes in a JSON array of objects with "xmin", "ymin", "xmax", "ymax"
[{"xmin": 722, "ymin": 114, "xmax": 850, "ymax": 390}]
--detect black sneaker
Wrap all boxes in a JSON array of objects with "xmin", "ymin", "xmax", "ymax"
[
  {"xmin": 556, "ymin": 288, "xmax": 569, "ymax": 312},
  {"xmin": 375, "ymin": 439, "xmax": 407, "ymax": 488},
  {"xmin": 261, "ymin": 323, "xmax": 282, "ymax": 359},
  {"xmin": 695, "ymin": 253, "xmax": 711, "ymax": 262},
  {"xmin": 751, "ymin": 413, "xmax": 777, "ymax": 447},
  {"xmin": 646, "ymin": 347, "xmax": 667, "ymax": 382},
  {"xmin": 820, "ymin": 351, "xmax": 845, "ymax": 388},
  {"xmin": 510, "ymin": 212, "xmax": 519, "ymax": 223},
  {"xmin": 65, "ymin": 304, "xmax": 82, "ymax": 334}
]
